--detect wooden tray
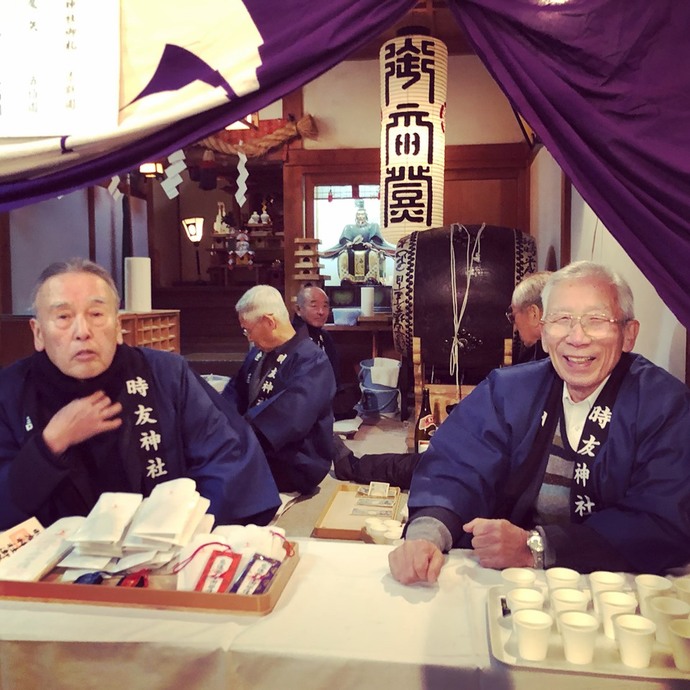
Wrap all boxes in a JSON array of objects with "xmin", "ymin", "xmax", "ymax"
[
  {"xmin": 312, "ymin": 485, "xmax": 403, "ymax": 541},
  {"xmin": 0, "ymin": 542, "xmax": 299, "ymax": 616}
]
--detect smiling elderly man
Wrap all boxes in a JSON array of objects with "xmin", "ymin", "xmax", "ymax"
[
  {"xmin": 0, "ymin": 258, "xmax": 280, "ymax": 530},
  {"xmin": 389, "ymin": 261, "xmax": 690, "ymax": 582}
]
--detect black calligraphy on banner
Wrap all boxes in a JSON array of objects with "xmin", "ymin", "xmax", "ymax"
[
  {"xmin": 382, "ymin": 37, "xmax": 439, "ymax": 107},
  {"xmin": 380, "ymin": 34, "xmax": 446, "ymax": 233}
]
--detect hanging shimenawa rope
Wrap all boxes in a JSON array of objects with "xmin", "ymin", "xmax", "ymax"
[{"xmin": 198, "ymin": 114, "xmax": 318, "ymax": 159}]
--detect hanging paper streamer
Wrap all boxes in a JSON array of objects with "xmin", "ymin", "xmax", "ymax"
[
  {"xmin": 161, "ymin": 149, "xmax": 187, "ymax": 199},
  {"xmin": 107, "ymin": 175, "xmax": 122, "ymax": 201},
  {"xmin": 236, "ymin": 150, "xmax": 248, "ymax": 207}
]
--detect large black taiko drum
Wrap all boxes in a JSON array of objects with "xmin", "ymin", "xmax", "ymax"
[{"xmin": 392, "ymin": 224, "xmax": 536, "ymax": 383}]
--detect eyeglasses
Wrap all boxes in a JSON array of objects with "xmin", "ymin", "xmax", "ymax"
[
  {"xmin": 505, "ymin": 307, "xmax": 515, "ymax": 325},
  {"xmin": 541, "ymin": 313, "xmax": 627, "ymax": 337},
  {"xmin": 240, "ymin": 313, "xmax": 272, "ymax": 338},
  {"xmin": 241, "ymin": 319, "xmax": 260, "ymax": 338}
]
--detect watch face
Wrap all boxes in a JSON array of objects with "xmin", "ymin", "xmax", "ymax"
[{"xmin": 527, "ymin": 533, "xmax": 544, "ymax": 553}]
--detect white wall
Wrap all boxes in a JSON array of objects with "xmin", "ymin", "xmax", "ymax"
[
  {"xmin": 303, "ymin": 55, "xmax": 523, "ymax": 149},
  {"xmin": 10, "ymin": 191, "xmax": 91, "ymax": 313},
  {"xmin": 10, "ymin": 188, "xmax": 148, "ymax": 313},
  {"xmin": 529, "ymin": 147, "xmax": 561, "ymax": 271},
  {"xmin": 570, "ymin": 190, "xmax": 685, "ymax": 381}
]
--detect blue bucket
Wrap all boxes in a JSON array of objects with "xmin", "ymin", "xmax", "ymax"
[{"xmin": 356, "ymin": 358, "xmax": 401, "ymax": 416}]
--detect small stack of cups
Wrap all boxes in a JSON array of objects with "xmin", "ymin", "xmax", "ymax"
[
  {"xmin": 499, "ymin": 565, "xmax": 690, "ymax": 671},
  {"xmin": 363, "ymin": 518, "xmax": 404, "ymax": 545},
  {"xmin": 500, "ymin": 567, "xmax": 552, "ymax": 662}
]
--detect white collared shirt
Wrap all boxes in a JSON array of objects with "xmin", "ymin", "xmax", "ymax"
[{"xmin": 561, "ymin": 376, "xmax": 610, "ymax": 450}]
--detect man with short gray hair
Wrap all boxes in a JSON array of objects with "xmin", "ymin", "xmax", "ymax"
[
  {"xmin": 390, "ymin": 261, "xmax": 690, "ymax": 581},
  {"xmin": 0, "ymin": 258, "xmax": 280, "ymax": 530},
  {"xmin": 224, "ymin": 284, "xmax": 336, "ymax": 494}
]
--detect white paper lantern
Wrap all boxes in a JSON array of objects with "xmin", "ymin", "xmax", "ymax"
[{"xmin": 380, "ymin": 32, "xmax": 448, "ymax": 245}]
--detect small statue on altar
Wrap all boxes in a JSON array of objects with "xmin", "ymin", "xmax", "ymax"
[
  {"xmin": 227, "ymin": 231, "xmax": 255, "ymax": 268},
  {"xmin": 320, "ymin": 202, "xmax": 396, "ymax": 284}
]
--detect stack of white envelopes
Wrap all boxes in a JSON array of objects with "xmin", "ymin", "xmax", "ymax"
[{"xmin": 58, "ymin": 478, "xmax": 212, "ymax": 577}]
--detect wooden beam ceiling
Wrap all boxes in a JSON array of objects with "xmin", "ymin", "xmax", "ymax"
[{"xmin": 348, "ymin": 1, "xmax": 474, "ymax": 60}]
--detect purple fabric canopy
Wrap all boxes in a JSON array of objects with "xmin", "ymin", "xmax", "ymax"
[
  {"xmin": 0, "ymin": 0, "xmax": 415, "ymax": 210},
  {"xmin": 2, "ymin": 0, "xmax": 689, "ymax": 330},
  {"xmin": 450, "ymin": 0, "xmax": 690, "ymax": 329}
]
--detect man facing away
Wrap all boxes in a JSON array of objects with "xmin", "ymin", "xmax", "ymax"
[
  {"xmin": 508, "ymin": 271, "xmax": 551, "ymax": 363},
  {"xmin": 223, "ymin": 284, "xmax": 336, "ymax": 495},
  {"xmin": 389, "ymin": 261, "xmax": 690, "ymax": 581},
  {"xmin": 0, "ymin": 259, "xmax": 280, "ymax": 530}
]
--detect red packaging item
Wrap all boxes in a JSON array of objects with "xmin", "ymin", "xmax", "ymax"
[{"xmin": 194, "ymin": 549, "xmax": 242, "ymax": 593}]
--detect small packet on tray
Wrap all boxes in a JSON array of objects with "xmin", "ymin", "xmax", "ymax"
[
  {"xmin": 229, "ymin": 553, "xmax": 281, "ymax": 595},
  {"xmin": 194, "ymin": 549, "xmax": 242, "ymax": 593}
]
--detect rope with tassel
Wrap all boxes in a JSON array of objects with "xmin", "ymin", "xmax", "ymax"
[{"xmin": 198, "ymin": 114, "xmax": 318, "ymax": 159}]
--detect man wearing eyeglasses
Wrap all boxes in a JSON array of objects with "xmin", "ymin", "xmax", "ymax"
[
  {"xmin": 223, "ymin": 284, "xmax": 336, "ymax": 495},
  {"xmin": 389, "ymin": 261, "xmax": 690, "ymax": 582},
  {"xmin": 506, "ymin": 271, "xmax": 551, "ymax": 363}
]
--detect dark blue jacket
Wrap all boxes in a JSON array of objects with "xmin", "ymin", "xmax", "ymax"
[
  {"xmin": 409, "ymin": 354, "xmax": 690, "ymax": 573},
  {"xmin": 0, "ymin": 347, "xmax": 280, "ymax": 530},
  {"xmin": 224, "ymin": 334, "xmax": 335, "ymax": 494}
]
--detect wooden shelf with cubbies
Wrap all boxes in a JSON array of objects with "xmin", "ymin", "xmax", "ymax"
[{"xmin": 119, "ymin": 310, "xmax": 180, "ymax": 353}]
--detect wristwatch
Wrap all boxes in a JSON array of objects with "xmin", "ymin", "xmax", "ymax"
[{"xmin": 526, "ymin": 529, "xmax": 545, "ymax": 569}]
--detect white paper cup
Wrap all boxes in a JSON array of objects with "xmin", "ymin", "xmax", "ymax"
[
  {"xmin": 550, "ymin": 587, "xmax": 589, "ymax": 631},
  {"xmin": 598, "ymin": 591, "xmax": 638, "ymax": 639},
  {"xmin": 635, "ymin": 574, "xmax": 674, "ymax": 618},
  {"xmin": 668, "ymin": 619, "xmax": 690, "ymax": 672},
  {"xmin": 501, "ymin": 567, "xmax": 537, "ymax": 595},
  {"xmin": 613, "ymin": 613, "xmax": 657, "ymax": 669},
  {"xmin": 673, "ymin": 576, "xmax": 690, "ymax": 605},
  {"xmin": 589, "ymin": 570, "xmax": 626, "ymax": 616},
  {"xmin": 512, "ymin": 609, "xmax": 553, "ymax": 661},
  {"xmin": 546, "ymin": 566, "xmax": 581, "ymax": 592},
  {"xmin": 559, "ymin": 611, "xmax": 599, "ymax": 665},
  {"xmin": 648, "ymin": 596, "xmax": 690, "ymax": 646},
  {"xmin": 507, "ymin": 587, "xmax": 545, "ymax": 617}
]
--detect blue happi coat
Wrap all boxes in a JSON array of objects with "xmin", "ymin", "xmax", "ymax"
[
  {"xmin": 0, "ymin": 346, "xmax": 280, "ymax": 530},
  {"xmin": 408, "ymin": 354, "xmax": 690, "ymax": 574},
  {"xmin": 224, "ymin": 333, "xmax": 336, "ymax": 494}
]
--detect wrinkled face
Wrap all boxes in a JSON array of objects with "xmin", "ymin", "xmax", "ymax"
[
  {"xmin": 296, "ymin": 288, "xmax": 330, "ymax": 329},
  {"xmin": 31, "ymin": 272, "xmax": 121, "ymax": 379},
  {"xmin": 239, "ymin": 313, "xmax": 273, "ymax": 351},
  {"xmin": 541, "ymin": 277, "xmax": 639, "ymax": 402}
]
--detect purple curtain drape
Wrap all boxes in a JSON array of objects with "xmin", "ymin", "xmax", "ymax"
[
  {"xmin": 450, "ymin": 0, "xmax": 690, "ymax": 329},
  {"xmin": 0, "ymin": 0, "xmax": 415, "ymax": 211}
]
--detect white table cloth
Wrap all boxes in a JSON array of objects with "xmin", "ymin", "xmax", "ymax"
[{"xmin": 0, "ymin": 540, "xmax": 680, "ymax": 690}]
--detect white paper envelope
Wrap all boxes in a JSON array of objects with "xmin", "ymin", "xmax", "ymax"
[
  {"xmin": 0, "ymin": 516, "xmax": 85, "ymax": 582},
  {"xmin": 129, "ymin": 478, "xmax": 199, "ymax": 540},
  {"xmin": 69, "ymin": 492, "xmax": 142, "ymax": 544}
]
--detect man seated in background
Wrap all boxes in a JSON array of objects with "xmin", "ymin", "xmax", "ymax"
[
  {"xmin": 508, "ymin": 270, "xmax": 551, "ymax": 363},
  {"xmin": 389, "ymin": 261, "xmax": 690, "ymax": 582},
  {"xmin": 292, "ymin": 283, "xmax": 359, "ymax": 420},
  {"xmin": 293, "ymin": 284, "xmax": 339, "ymax": 373},
  {"xmin": 334, "ymin": 270, "xmax": 553, "ymax": 488},
  {"xmin": 0, "ymin": 259, "xmax": 280, "ymax": 531},
  {"xmin": 224, "ymin": 284, "xmax": 336, "ymax": 495}
]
